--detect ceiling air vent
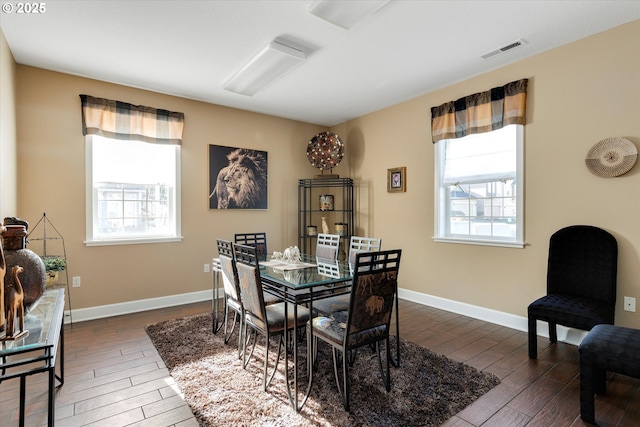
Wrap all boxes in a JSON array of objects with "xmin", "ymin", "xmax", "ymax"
[{"xmin": 481, "ymin": 39, "xmax": 526, "ymax": 59}]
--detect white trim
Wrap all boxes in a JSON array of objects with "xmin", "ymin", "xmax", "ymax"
[
  {"xmin": 65, "ymin": 289, "xmax": 212, "ymax": 323},
  {"xmin": 432, "ymin": 236, "xmax": 525, "ymax": 249},
  {"xmin": 397, "ymin": 287, "xmax": 587, "ymax": 347},
  {"xmin": 65, "ymin": 286, "xmax": 587, "ymax": 347}
]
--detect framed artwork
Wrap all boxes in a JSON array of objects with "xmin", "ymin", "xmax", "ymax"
[
  {"xmin": 208, "ymin": 144, "xmax": 268, "ymax": 209},
  {"xmin": 387, "ymin": 167, "xmax": 406, "ymax": 193}
]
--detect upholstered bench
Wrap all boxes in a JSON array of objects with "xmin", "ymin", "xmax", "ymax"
[{"xmin": 578, "ymin": 324, "xmax": 640, "ymax": 423}]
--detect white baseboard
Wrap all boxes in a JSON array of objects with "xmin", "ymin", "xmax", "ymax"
[
  {"xmin": 66, "ymin": 287, "xmax": 586, "ymax": 347},
  {"xmin": 65, "ymin": 290, "xmax": 213, "ymax": 323},
  {"xmin": 397, "ymin": 288, "xmax": 587, "ymax": 347}
]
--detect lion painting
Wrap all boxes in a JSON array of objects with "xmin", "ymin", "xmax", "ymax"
[{"xmin": 209, "ymin": 147, "xmax": 268, "ymax": 209}]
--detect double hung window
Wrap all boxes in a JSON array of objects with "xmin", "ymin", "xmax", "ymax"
[
  {"xmin": 86, "ymin": 135, "xmax": 181, "ymax": 245},
  {"xmin": 434, "ymin": 124, "xmax": 524, "ymax": 247}
]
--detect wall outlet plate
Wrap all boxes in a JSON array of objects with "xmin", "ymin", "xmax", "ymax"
[{"xmin": 624, "ymin": 296, "xmax": 636, "ymax": 312}]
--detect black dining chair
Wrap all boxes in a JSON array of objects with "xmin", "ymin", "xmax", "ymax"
[
  {"xmin": 308, "ymin": 249, "xmax": 401, "ymax": 411},
  {"xmin": 527, "ymin": 225, "xmax": 618, "ymax": 359},
  {"xmin": 234, "ymin": 232, "xmax": 267, "ymax": 261},
  {"xmin": 233, "ymin": 243, "xmax": 310, "ymax": 391},
  {"xmin": 216, "ymin": 239, "xmax": 244, "ymax": 357}
]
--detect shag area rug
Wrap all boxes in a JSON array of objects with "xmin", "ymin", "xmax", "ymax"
[{"xmin": 145, "ymin": 312, "xmax": 499, "ymax": 426}]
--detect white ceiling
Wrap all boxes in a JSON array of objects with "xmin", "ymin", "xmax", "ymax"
[{"xmin": 1, "ymin": 1, "xmax": 638, "ymax": 126}]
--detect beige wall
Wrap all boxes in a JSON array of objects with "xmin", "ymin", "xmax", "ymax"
[
  {"xmin": 0, "ymin": 29, "xmax": 18, "ymax": 217},
  {"xmin": 9, "ymin": 21, "xmax": 640, "ymax": 328},
  {"xmin": 334, "ymin": 20, "xmax": 640, "ymax": 328},
  {"xmin": 15, "ymin": 67, "xmax": 328, "ymax": 310}
]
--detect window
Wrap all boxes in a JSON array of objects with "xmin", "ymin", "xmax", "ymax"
[
  {"xmin": 86, "ymin": 135, "xmax": 181, "ymax": 245},
  {"xmin": 434, "ymin": 124, "xmax": 523, "ymax": 247}
]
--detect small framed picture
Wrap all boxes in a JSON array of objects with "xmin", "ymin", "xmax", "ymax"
[
  {"xmin": 387, "ymin": 167, "xmax": 406, "ymax": 193},
  {"xmin": 319, "ymin": 194, "xmax": 334, "ymax": 211}
]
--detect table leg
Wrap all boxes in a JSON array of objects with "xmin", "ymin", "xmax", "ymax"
[
  {"xmin": 48, "ymin": 367, "xmax": 55, "ymax": 426},
  {"xmin": 19, "ymin": 375, "xmax": 26, "ymax": 427},
  {"xmin": 58, "ymin": 317, "xmax": 65, "ymax": 384}
]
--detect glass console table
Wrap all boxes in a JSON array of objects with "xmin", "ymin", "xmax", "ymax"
[{"xmin": 1, "ymin": 288, "xmax": 65, "ymax": 426}]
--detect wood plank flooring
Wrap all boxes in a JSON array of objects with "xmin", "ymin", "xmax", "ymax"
[{"xmin": 1, "ymin": 299, "xmax": 638, "ymax": 426}]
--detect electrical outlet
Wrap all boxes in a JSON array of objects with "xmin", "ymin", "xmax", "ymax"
[
  {"xmin": 204, "ymin": 263, "xmax": 210, "ymax": 273},
  {"xmin": 72, "ymin": 276, "xmax": 81, "ymax": 288},
  {"xmin": 624, "ymin": 296, "xmax": 636, "ymax": 312}
]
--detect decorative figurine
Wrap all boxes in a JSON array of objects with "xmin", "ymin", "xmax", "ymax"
[
  {"xmin": 4, "ymin": 265, "xmax": 26, "ymax": 338},
  {"xmin": 321, "ymin": 217, "xmax": 329, "ymax": 234}
]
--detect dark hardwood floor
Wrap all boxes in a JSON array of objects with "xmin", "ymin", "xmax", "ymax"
[{"xmin": 1, "ymin": 299, "xmax": 638, "ymax": 426}]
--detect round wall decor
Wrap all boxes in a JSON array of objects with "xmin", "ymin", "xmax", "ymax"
[
  {"xmin": 585, "ymin": 137, "xmax": 637, "ymax": 178},
  {"xmin": 307, "ymin": 132, "xmax": 344, "ymax": 171}
]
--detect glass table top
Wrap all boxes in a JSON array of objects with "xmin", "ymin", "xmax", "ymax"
[
  {"xmin": 260, "ymin": 255, "xmax": 352, "ymax": 289},
  {"xmin": 1, "ymin": 288, "xmax": 65, "ymax": 356}
]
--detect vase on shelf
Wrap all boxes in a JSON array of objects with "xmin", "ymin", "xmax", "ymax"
[{"xmin": 321, "ymin": 217, "xmax": 329, "ymax": 234}]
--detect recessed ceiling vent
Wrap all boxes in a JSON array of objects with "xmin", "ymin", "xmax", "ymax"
[{"xmin": 481, "ymin": 39, "xmax": 527, "ymax": 59}]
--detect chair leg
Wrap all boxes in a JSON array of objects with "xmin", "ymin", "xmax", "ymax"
[
  {"xmin": 528, "ymin": 315, "xmax": 538, "ymax": 359},
  {"xmin": 264, "ymin": 333, "xmax": 284, "ymax": 391},
  {"xmin": 549, "ymin": 322, "xmax": 558, "ymax": 343},
  {"xmin": 342, "ymin": 347, "xmax": 350, "ymax": 411},
  {"xmin": 223, "ymin": 309, "xmax": 238, "ymax": 344},
  {"xmin": 330, "ymin": 347, "xmax": 346, "ymax": 409},
  {"xmin": 236, "ymin": 313, "xmax": 243, "ymax": 359},
  {"xmin": 579, "ymin": 357, "xmax": 596, "ymax": 423},
  {"xmin": 594, "ymin": 367, "xmax": 607, "ymax": 395},
  {"xmin": 243, "ymin": 328, "xmax": 257, "ymax": 369},
  {"xmin": 375, "ymin": 340, "xmax": 391, "ymax": 391}
]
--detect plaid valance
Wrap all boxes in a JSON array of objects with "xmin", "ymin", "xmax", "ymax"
[
  {"xmin": 80, "ymin": 94, "xmax": 184, "ymax": 145},
  {"xmin": 430, "ymin": 79, "xmax": 528, "ymax": 143}
]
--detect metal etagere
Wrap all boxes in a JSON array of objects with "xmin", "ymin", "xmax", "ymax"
[
  {"xmin": 298, "ymin": 178, "xmax": 354, "ymax": 257},
  {"xmin": 27, "ymin": 212, "xmax": 73, "ymax": 324}
]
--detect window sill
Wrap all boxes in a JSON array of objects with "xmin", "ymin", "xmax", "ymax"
[
  {"xmin": 432, "ymin": 236, "xmax": 525, "ymax": 249},
  {"xmin": 84, "ymin": 236, "xmax": 183, "ymax": 247}
]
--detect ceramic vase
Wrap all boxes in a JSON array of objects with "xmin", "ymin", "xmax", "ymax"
[{"xmin": 321, "ymin": 217, "xmax": 329, "ymax": 234}]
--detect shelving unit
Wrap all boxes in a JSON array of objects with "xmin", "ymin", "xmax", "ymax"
[
  {"xmin": 27, "ymin": 213, "xmax": 73, "ymax": 324},
  {"xmin": 298, "ymin": 178, "xmax": 354, "ymax": 257}
]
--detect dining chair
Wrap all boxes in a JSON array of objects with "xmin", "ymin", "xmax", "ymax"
[
  {"xmin": 527, "ymin": 225, "xmax": 617, "ymax": 359},
  {"xmin": 234, "ymin": 232, "xmax": 267, "ymax": 261},
  {"xmin": 315, "ymin": 233, "xmax": 340, "ymax": 260},
  {"xmin": 233, "ymin": 232, "xmax": 280, "ymax": 306},
  {"xmin": 233, "ymin": 242, "xmax": 311, "ymax": 391},
  {"xmin": 216, "ymin": 239, "xmax": 244, "ymax": 357},
  {"xmin": 308, "ymin": 249, "xmax": 402, "ymax": 411},
  {"xmin": 313, "ymin": 236, "xmax": 382, "ymax": 316}
]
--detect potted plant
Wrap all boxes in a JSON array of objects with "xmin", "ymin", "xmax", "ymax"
[{"xmin": 42, "ymin": 256, "xmax": 67, "ymax": 286}]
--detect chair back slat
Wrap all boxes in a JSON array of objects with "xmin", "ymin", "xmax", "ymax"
[
  {"xmin": 346, "ymin": 249, "xmax": 401, "ymax": 343},
  {"xmin": 217, "ymin": 239, "xmax": 240, "ymax": 301},
  {"xmin": 234, "ymin": 232, "xmax": 267, "ymax": 261},
  {"xmin": 233, "ymin": 243, "xmax": 267, "ymax": 329}
]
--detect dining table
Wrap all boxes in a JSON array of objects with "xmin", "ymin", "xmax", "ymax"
[{"xmin": 257, "ymin": 253, "xmax": 402, "ymax": 412}]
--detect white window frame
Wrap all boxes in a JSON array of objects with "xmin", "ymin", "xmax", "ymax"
[
  {"xmin": 434, "ymin": 125, "xmax": 524, "ymax": 248},
  {"xmin": 85, "ymin": 135, "xmax": 182, "ymax": 246}
]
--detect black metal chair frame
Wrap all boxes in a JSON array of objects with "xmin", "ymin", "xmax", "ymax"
[
  {"xmin": 527, "ymin": 225, "xmax": 617, "ymax": 359},
  {"xmin": 234, "ymin": 232, "xmax": 267, "ymax": 261},
  {"xmin": 216, "ymin": 239, "xmax": 243, "ymax": 358},
  {"xmin": 233, "ymin": 242, "xmax": 309, "ymax": 391},
  {"xmin": 308, "ymin": 249, "xmax": 402, "ymax": 411}
]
